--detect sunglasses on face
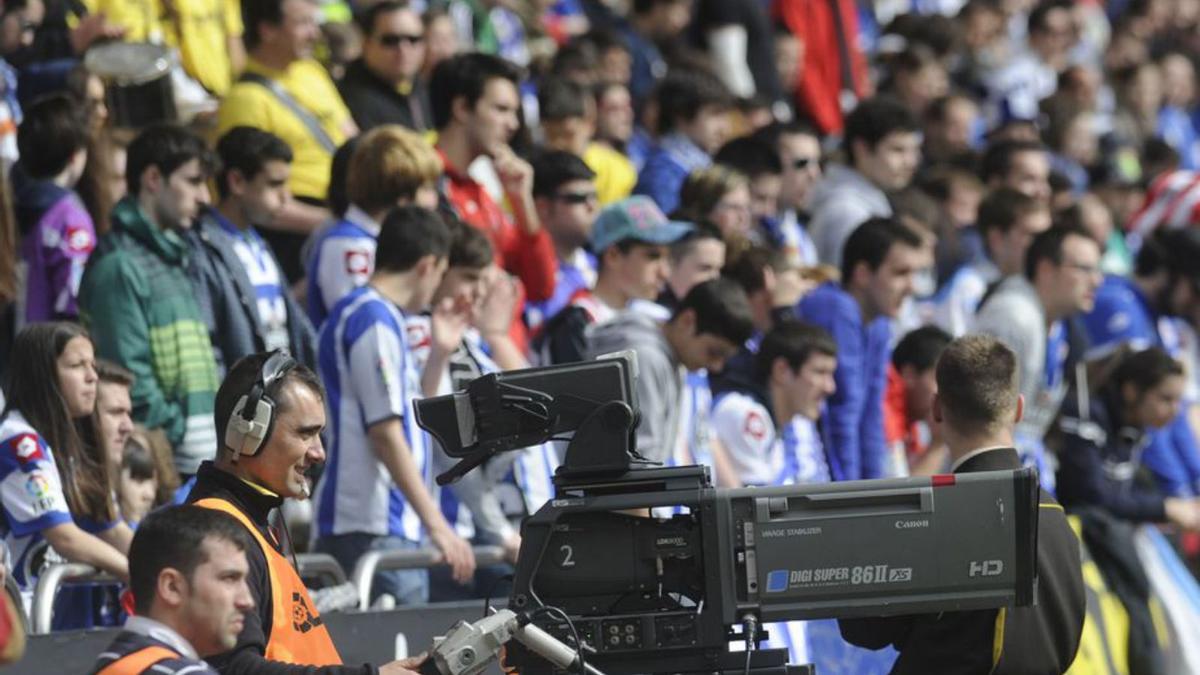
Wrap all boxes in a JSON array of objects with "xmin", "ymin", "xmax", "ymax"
[
  {"xmin": 377, "ymin": 32, "xmax": 424, "ymax": 47},
  {"xmin": 555, "ymin": 191, "xmax": 598, "ymax": 205}
]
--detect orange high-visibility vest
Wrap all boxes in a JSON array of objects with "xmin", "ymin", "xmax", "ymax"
[
  {"xmin": 195, "ymin": 497, "xmax": 342, "ymax": 665},
  {"xmin": 96, "ymin": 646, "xmax": 181, "ymax": 675}
]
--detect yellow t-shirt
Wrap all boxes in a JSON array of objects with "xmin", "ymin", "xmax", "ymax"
[
  {"xmin": 216, "ymin": 58, "xmax": 352, "ymax": 201},
  {"xmin": 583, "ymin": 142, "xmax": 636, "ymax": 206},
  {"xmin": 82, "ymin": 0, "xmax": 161, "ymax": 42},
  {"xmin": 161, "ymin": 0, "xmax": 242, "ymax": 95},
  {"xmin": 82, "ymin": 0, "xmax": 240, "ymax": 95}
]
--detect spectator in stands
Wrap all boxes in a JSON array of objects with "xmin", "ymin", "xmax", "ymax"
[
  {"xmin": 528, "ymin": 151, "xmax": 599, "ymax": 328},
  {"xmin": 713, "ymin": 135, "xmax": 784, "ymax": 243},
  {"xmin": 314, "ymin": 206, "xmax": 475, "ymax": 606},
  {"xmin": 973, "ymin": 224, "xmax": 1102, "ymax": 491},
  {"xmin": 1057, "ymin": 347, "xmax": 1200, "ymax": 529},
  {"xmin": 885, "ymin": 44, "xmax": 949, "ymax": 117},
  {"xmin": 619, "ymin": 0, "xmax": 692, "ymax": 103},
  {"xmin": 188, "ymin": 351, "xmax": 422, "ymax": 672},
  {"xmin": 798, "ymin": 218, "xmax": 923, "ymax": 481},
  {"xmin": 661, "ymin": 222, "xmax": 726, "ymax": 311},
  {"xmin": 338, "ymin": 1, "xmax": 432, "ymax": 132},
  {"xmin": 305, "ymin": 125, "xmax": 441, "ymax": 327},
  {"xmin": 217, "ymin": 0, "xmax": 356, "ymax": 280},
  {"xmin": 14, "ymin": 94, "xmax": 93, "ymax": 322},
  {"xmin": 0, "ymin": 323, "xmax": 129, "ymax": 590},
  {"xmin": 79, "ymin": 125, "xmax": 220, "ymax": 479},
  {"xmin": 634, "ymin": 69, "xmax": 731, "ymax": 215},
  {"xmin": 187, "ymin": 127, "xmax": 317, "ymax": 375},
  {"xmin": 0, "ymin": 180, "xmax": 17, "ymax": 376},
  {"xmin": 675, "ymin": 166, "xmax": 752, "ymax": 258},
  {"xmin": 431, "ymin": 53, "xmax": 558, "ymax": 310},
  {"xmin": 93, "ymin": 359, "xmax": 134, "ymax": 480},
  {"xmin": 593, "ymin": 81, "xmax": 635, "ymax": 160},
  {"xmin": 407, "ymin": 225, "xmax": 556, "ymax": 597},
  {"xmin": 711, "ymin": 320, "xmax": 837, "ymax": 487},
  {"xmin": 539, "ymin": 77, "xmax": 636, "ymax": 205},
  {"xmin": 884, "ymin": 326, "xmax": 952, "ymax": 476},
  {"xmin": 922, "ymin": 94, "xmax": 982, "ymax": 168},
  {"xmin": 755, "ymin": 122, "xmax": 823, "ymax": 268},
  {"xmin": 535, "ymin": 196, "xmax": 690, "ymax": 365},
  {"xmin": 981, "ymin": 139, "xmax": 1053, "ymax": 206},
  {"xmin": 985, "ymin": 0, "xmax": 1075, "ymax": 122},
  {"xmin": 842, "ymin": 334, "xmax": 1085, "ymax": 674},
  {"xmin": 117, "ymin": 439, "xmax": 158, "ymax": 526},
  {"xmin": 1082, "ymin": 227, "xmax": 1200, "ymax": 499},
  {"xmin": 808, "ymin": 97, "xmax": 921, "ymax": 267},
  {"xmin": 933, "ymin": 188, "xmax": 1051, "ymax": 336},
  {"xmin": 91, "ymin": 506, "xmax": 252, "ymax": 674},
  {"xmin": 588, "ymin": 277, "xmax": 754, "ymax": 464},
  {"xmin": 773, "ymin": 0, "xmax": 869, "ymax": 135}
]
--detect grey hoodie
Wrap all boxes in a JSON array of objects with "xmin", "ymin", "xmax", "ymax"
[
  {"xmin": 807, "ymin": 163, "xmax": 892, "ymax": 267},
  {"xmin": 972, "ymin": 275, "xmax": 1063, "ymax": 444},
  {"xmin": 586, "ymin": 310, "xmax": 685, "ymax": 464}
]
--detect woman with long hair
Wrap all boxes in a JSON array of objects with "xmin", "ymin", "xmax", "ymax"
[
  {"xmin": 1056, "ymin": 346, "xmax": 1200, "ymax": 529},
  {"xmin": 0, "ymin": 322, "xmax": 129, "ymax": 589}
]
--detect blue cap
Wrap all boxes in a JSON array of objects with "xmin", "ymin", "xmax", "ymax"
[{"xmin": 589, "ymin": 196, "xmax": 694, "ymax": 253}]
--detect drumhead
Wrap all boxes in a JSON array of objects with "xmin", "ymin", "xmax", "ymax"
[{"xmin": 84, "ymin": 42, "xmax": 172, "ymax": 85}]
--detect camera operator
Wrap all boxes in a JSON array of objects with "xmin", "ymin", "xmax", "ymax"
[
  {"xmin": 186, "ymin": 351, "xmax": 421, "ymax": 674},
  {"xmin": 91, "ymin": 506, "xmax": 253, "ymax": 674},
  {"xmin": 840, "ymin": 335, "xmax": 1085, "ymax": 674}
]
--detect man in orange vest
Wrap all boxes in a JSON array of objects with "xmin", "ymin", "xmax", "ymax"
[
  {"xmin": 90, "ymin": 505, "xmax": 254, "ymax": 675},
  {"xmin": 187, "ymin": 350, "xmax": 420, "ymax": 674}
]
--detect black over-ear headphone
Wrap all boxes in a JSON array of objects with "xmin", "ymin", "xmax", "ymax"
[{"xmin": 225, "ymin": 350, "xmax": 298, "ymax": 459}]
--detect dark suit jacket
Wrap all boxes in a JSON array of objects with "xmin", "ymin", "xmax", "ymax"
[{"xmin": 840, "ymin": 447, "xmax": 1086, "ymax": 674}]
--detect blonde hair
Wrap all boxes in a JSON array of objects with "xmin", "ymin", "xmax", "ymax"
[
  {"xmin": 677, "ymin": 165, "xmax": 750, "ymax": 222},
  {"xmin": 347, "ymin": 125, "xmax": 442, "ymax": 213}
]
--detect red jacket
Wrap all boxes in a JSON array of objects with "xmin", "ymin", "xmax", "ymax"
[
  {"xmin": 438, "ymin": 151, "xmax": 558, "ymax": 302},
  {"xmin": 772, "ymin": 0, "xmax": 869, "ymax": 134}
]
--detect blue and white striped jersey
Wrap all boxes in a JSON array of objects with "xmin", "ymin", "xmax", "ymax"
[{"xmin": 314, "ymin": 286, "xmax": 429, "ymax": 541}]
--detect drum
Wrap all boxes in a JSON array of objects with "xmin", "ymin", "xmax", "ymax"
[{"xmin": 84, "ymin": 42, "xmax": 177, "ymax": 130}]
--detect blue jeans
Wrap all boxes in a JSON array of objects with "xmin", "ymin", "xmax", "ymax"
[{"xmin": 316, "ymin": 533, "xmax": 429, "ymax": 605}]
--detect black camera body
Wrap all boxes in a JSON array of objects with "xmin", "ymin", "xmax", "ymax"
[{"xmin": 416, "ymin": 355, "xmax": 1038, "ymax": 675}]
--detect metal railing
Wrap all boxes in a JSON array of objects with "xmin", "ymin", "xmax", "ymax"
[
  {"xmin": 30, "ymin": 564, "xmax": 117, "ymax": 634},
  {"xmin": 352, "ymin": 546, "xmax": 506, "ymax": 610},
  {"xmin": 295, "ymin": 553, "xmax": 348, "ymax": 586},
  {"xmin": 4, "ymin": 571, "xmax": 27, "ymax": 635}
]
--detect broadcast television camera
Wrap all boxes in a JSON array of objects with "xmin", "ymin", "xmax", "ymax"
[{"xmin": 415, "ymin": 353, "xmax": 1039, "ymax": 675}]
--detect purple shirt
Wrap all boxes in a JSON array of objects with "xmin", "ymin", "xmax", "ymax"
[{"xmin": 19, "ymin": 191, "xmax": 95, "ymax": 322}]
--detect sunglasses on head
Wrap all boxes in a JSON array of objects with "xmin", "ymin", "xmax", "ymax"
[{"xmin": 378, "ymin": 33, "xmax": 423, "ymax": 47}]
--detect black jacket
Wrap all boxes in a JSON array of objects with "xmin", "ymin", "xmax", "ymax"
[
  {"xmin": 186, "ymin": 463, "xmax": 375, "ymax": 675},
  {"xmin": 337, "ymin": 59, "xmax": 431, "ymax": 133},
  {"xmin": 840, "ymin": 447, "xmax": 1086, "ymax": 674},
  {"xmin": 185, "ymin": 209, "xmax": 318, "ymax": 376},
  {"xmin": 1056, "ymin": 384, "xmax": 1167, "ymax": 523}
]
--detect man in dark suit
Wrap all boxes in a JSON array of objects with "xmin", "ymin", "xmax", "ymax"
[{"xmin": 841, "ymin": 334, "xmax": 1086, "ymax": 674}]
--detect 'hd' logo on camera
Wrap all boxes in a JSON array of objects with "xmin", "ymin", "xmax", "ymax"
[{"xmin": 968, "ymin": 560, "xmax": 1003, "ymax": 577}]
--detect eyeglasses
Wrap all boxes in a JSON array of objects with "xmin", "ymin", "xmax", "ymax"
[
  {"xmin": 555, "ymin": 191, "xmax": 598, "ymax": 205},
  {"xmin": 377, "ymin": 33, "xmax": 424, "ymax": 47}
]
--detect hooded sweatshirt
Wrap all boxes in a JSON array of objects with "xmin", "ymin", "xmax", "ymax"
[
  {"xmin": 586, "ymin": 310, "xmax": 684, "ymax": 465},
  {"xmin": 15, "ymin": 178, "xmax": 94, "ymax": 322},
  {"xmin": 806, "ymin": 163, "xmax": 891, "ymax": 267}
]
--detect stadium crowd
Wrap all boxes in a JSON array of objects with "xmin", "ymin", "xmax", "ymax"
[{"xmin": 1, "ymin": 0, "xmax": 1200, "ymax": 670}]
